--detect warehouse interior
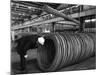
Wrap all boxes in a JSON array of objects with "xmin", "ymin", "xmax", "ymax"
[{"xmin": 11, "ymin": 0, "xmax": 96, "ymax": 74}]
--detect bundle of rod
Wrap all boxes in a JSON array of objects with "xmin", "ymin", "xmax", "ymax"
[
  {"xmin": 84, "ymin": 28, "xmax": 96, "ymax": 33},
  {"xmin": 37, "ymin": 32, "xmax": 95, "ymax": 71}
]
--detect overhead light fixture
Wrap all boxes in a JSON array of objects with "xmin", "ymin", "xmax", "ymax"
[
  {"xmin": 85, "ymin": 18, "xmax": 96, "ymax": 23},
  {"xmin": 91, "ymin": 19, "xmax": 96, "ymax": 22},
  {"xmin": 85, "ymin": 19, "xmax": 91, "ymax": 22}
]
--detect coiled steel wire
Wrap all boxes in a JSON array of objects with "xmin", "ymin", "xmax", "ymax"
[{"xmin": 37, "ymin": 33, "xmax": 96, "ymax": 71}]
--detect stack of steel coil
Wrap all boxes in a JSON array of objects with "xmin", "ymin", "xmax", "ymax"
[{"xmin": 37, "ymin": 32, "xmax": 96, "ymax": 71}]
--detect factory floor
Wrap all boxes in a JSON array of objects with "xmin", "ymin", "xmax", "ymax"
[{"xmin": 11, "ymin": 49, "xmax": 96, "ymax": 75}]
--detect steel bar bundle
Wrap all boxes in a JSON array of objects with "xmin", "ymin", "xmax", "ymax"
[
  {"xmin": 84, "ymin": 28, "xmax": 96, "ymax": 33},
  {"xmin": 37, "ymin": 32, "xmax": 95, "ymax": 71}
]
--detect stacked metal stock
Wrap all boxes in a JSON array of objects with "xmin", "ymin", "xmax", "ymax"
[
  {"xmin": 37, "ymin": 32, "xmax": 96, "ymax": 71},
  {"xmin": 84, "ymin": 28, "xmax": 96, "ymax": 33}
]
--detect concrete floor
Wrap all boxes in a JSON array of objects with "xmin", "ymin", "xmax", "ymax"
[
  {"xmin": 11, "ymin": 50, "xmax": 96, "ymax": 75},
  {"xmin": 11, "ymin": 49, "xmax": 37, "ymax": 63}
]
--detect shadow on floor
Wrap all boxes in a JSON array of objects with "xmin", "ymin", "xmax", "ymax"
[{"xmin": 11, "ymin": 56, "xmax": 96, "ymax": 75}]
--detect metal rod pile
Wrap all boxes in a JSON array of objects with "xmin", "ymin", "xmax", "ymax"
[
  {"xmin": 84, "ymin": 28, "xmax": 96, "ymax": 33},
  {"xmin": 37, "ymin": 32, "xmax": 95, "ymax": 71}
]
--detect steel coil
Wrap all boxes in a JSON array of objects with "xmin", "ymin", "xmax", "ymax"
[{"xmin": 37, "ymin": 33, "xmax": 96, "ymax": 71}]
